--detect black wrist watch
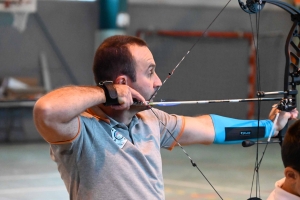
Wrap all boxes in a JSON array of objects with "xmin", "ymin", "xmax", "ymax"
[{"xmin": 98, "ymin": 81, "xmax": 120, "ymax": 106}]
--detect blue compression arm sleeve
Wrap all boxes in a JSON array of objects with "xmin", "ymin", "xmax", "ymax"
[{"xmin": 210, "ymin": 114, "xmax": 274, "ymax": 144}]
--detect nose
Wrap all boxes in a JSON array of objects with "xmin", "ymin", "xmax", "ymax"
[{"xmin": 154, "ymin": 73, "xmax": 162, "ymax": 88}]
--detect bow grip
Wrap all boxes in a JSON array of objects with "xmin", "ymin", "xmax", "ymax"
[{"xmin": 276, "ymin": 98, "xmax": 296, "ymax": 112}]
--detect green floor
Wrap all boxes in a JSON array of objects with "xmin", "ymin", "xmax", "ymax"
[{"xmin": 0, "ymin": 142, "xmax": 283, "ymax": 200}]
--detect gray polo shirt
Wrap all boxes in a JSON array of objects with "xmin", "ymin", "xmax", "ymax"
[{"xmin": 50, "ymin": 108, "xmax": 185, "ymax": 200}]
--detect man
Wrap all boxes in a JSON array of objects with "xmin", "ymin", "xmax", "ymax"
[
  {"xmin": 33, "ymin": 35, "xmax": 297, "ymax": 200},
  {"xmin": 267, "ymin": 120, "xmax": 300, "ymax": 200}
]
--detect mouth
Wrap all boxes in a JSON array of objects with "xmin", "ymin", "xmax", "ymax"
[
  {"xmin": 148, "ymin": 95, "xmax": 155, "ymax": 102},
  {"xmin": 148, "ymin": 87, "xmax": 159, "ymax": 102}
]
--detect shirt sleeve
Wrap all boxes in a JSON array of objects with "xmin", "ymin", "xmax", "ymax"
[{"xmin": 151, "ymin": 108, "xmax": 185, "ymax": 150}]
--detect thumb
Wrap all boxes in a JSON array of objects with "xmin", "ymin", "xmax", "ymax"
[{"xmin": 118, "ymin": 96, "xmax": 126, "ymax": 105}]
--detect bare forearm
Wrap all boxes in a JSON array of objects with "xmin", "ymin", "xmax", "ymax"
[
  {"xmin": 179, "ymin": 115, "xmax": 215, "ymax": 145},
  {"xmin": 33, "ymin": 84, "xmax": 147, "ymax": 143},
  {"xmin": 34, "ymin": 85, "xmax": 105, "ymax": 123},
  {"xmin": 33, "ymin": 85, "xmax": 106, "ymax": 143}
]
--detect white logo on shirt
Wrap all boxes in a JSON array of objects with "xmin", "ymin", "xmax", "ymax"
[{"xmin": 111, "ymin": 128, "xmax": 127, "ymax": 148}]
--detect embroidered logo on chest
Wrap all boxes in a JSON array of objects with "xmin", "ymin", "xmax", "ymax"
[{"xmin": 111, "ymin": 128, "xmax": 127, "ymax": 148}]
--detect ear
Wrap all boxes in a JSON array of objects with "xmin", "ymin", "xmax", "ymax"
[
  {"xmin": 115, "ymin": 75, "xmax": 128, "ymax": 85},
  {"xmin": 283, "ymin": 167, "xmax": 300, "ymax": 196},
  {"xmin": 284, "ymin": 167, "xmax": 299, "ymax": 181}
]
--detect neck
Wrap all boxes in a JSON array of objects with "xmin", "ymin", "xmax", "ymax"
[
  {"xmin": 96, "ymin": 104, "xmax": 146, "ymax": 126},
  {"xmin": 281, "ymin": 179, "xmax": 300, "ymax": 197},
  {"xmin": 106, "ymin": 108, "xmax": 135, "ymax": 126}
]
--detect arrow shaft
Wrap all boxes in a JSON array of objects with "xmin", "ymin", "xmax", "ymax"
[{"xmin": 147, "ymin": 97, "xmax": 283, "ymax": 106}]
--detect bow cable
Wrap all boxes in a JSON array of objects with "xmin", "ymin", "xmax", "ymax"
[
  {"xmin": 143, "ymin": 0, "xmax": 300, "ymax": 199},
  {"xmin": 147, "ymin": 1, "xmax": 233, "ymax": 199},
  {"xmin": 248, "ymin": 9, "xmax": 264, "ymax": 199},
  {"xmin": 149, "ymin": 0, "xmax": 232, "ymax": 102},
  {"xmin": 149, "ymin": 108, "xmax": 223, "ymax": 199},
  {"xmin": 143, "ymin": 0, "xmax": 296, "ymax": 199}
]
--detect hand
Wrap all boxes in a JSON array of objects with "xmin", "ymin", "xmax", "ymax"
[
  {"xmin": 110, "ymin": 84, "xmax": 146, "ymax": 110},
  {"xmin": 268, "ymin": 104, "xmax": 298, "ymax": 135}
]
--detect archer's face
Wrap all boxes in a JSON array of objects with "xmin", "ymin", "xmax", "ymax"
[{"xmin": 127, "ymin": 44, "xmax": 162, "ymax": 101}]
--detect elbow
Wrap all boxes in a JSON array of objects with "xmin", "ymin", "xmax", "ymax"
[
  {"xmin": 33, "ymin": 99, "xmax": 60, "ymax": 143},
  {"xmin": 33, "ymin": 98, "xmax": 54, "ymax": 127}
]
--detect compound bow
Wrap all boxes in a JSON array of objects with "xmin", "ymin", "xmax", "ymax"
[{"xmin": 146, "ymin": 0, "xmax": 300, "ymax": 199}]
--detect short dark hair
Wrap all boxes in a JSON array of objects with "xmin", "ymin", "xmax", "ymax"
[
  {"xmin": 281, "ymin": 120, "xmax": 300, "ymax": 173},
  {"xmin": 93, "ymin": 35, "xmax": 147, "ymax": 84}
]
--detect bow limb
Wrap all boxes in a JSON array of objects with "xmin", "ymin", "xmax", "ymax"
[{"xmin": 239, "ymin": 0, "xmax": 300, "ymax": 14}]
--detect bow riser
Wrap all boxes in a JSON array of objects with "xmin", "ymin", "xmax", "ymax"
[{"xmin": 283, "ymin": 20, "xmax": 300, "ymax": 111}]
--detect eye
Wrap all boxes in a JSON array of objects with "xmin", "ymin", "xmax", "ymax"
[
  {"xmin": 148, "ymin": 65, "xmax": 156, "ymax": 77},
  {"xmin": 148, "ymin": 68, "xmax": 154, "ymax": 76}
]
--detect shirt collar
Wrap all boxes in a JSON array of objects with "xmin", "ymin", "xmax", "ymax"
[
  {"xmin": 86, "ymin": 108, "xmax": 110, "ymax": 124},
  {"xmin": 86, "ymin": 107, "xmax": 140, "ymax": 128}
]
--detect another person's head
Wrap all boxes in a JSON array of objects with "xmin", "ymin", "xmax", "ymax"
[{"xmin": 281, "ymin": 120, "xmax": 300, "ymax": 196}]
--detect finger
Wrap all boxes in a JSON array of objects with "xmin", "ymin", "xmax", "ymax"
[
  {"xmin": 118, "ymin": 96, "xmax": 126, "ymax": 105},
  {"xmin": 129, "ymin": 88, "xmax": 145, "ymax": 103},
  {"xmin": 269, "ymin": 106, "xmax": 281, "ymax": 120},
  {"xmin": 290, "ymin": 109, "xmax": 299, "ymax": 119},
  {"xmin": 111, "ymin": 99, "xmax": 131, "ymax": 110},
  {"xmin": 111, "ymin": 104, "xmax": 129, "ymax": 110}
]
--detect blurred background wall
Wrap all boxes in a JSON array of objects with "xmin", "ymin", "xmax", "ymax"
[{"xmin": 0, "ymin": 0, "xmax": 295, "ymax": 142}]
